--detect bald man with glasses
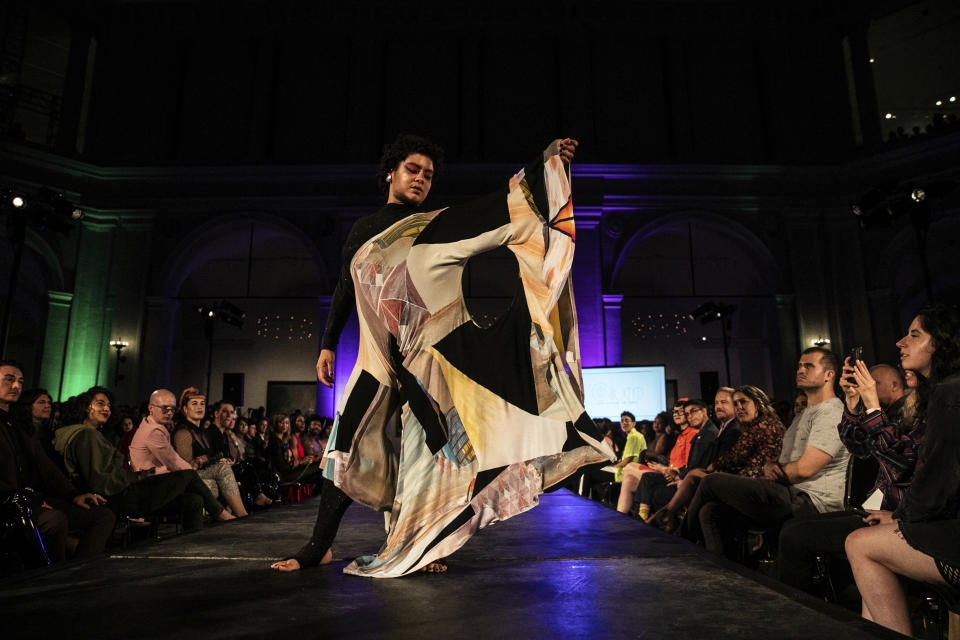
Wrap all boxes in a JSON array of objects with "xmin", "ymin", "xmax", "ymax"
[{"xmin": 130, "ymin": 389, "xmax": 196, "ymax": 474}]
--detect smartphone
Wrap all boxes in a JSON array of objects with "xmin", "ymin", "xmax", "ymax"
[{"xmin": 846, "ymin": 346, "xmax": 863, "ymax": 383}]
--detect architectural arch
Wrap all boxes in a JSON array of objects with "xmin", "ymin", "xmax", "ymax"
[
  {"xmin": 611, "ymin": 210, "xmax": 782, "ymax": 295},
  {"xmin": 160, "ymin": 210, "xmax": 331, "ymax": 298}
]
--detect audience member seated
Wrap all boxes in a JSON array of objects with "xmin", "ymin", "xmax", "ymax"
[
  {"xmin": 792, "ymin": 391, "xmax": 808, "ymax": 420},
  {"xmin": 54, "ymin": 385, "xmax": 236, "ymax": 529},
  {"xmin": 618, "ymin": 401, "xmax": 691, "ymax": 515},
  {"xmin": 0, "ymin": 362, "xmax": 114, "ymax": 564},
  {"xmin": 866, "ymin": 364, "xmax": 910, "ymax": 425},
  {"xmin": 646, "ymin": 411, "xmax": 675, "ymax": 461},
  {"xmin": 252, "ymin": 417, "xmax": 270, "ymax": 459},
  {"xmin": 303, "ymin": 415, "xmax": 327, "ymax": 459},
  {"xmin": 650, "ymin": 386, "xmax": 784, "ymax": 531},
  {"xmin": 627, "ymin": 399, "xmax": 718, "ymax": 519},
  {"xmin": 12, "ymin": 387, "xmax": 53, "ymax": 440},
  {"xmin": 266, "ymin": 413, "xmax": 324, "ymax": 485},
  {"xmin": 130, "ymin": 389, "xmax": 197, "ymax": 476},
  {"xmin": 172, "ymin": 388, "xmax": 249, "ymax": 516},
  {"xmin": 581, "ymin": 411, "xmax": 646, "ymax": 500},
  {"xmin": 682, "ymin": 347, "xmax": 848, "ymax": 560},
  {"xmin": 212, "ymin": 400, "xmax": 273, "ymax": 508},
  {"xmin": 712, "ymin": 387, "xmax": 741, "ymax": 459},
  {"xmin": 845, "ymin": 304, "xmax": 960, "ymax": 636},
  {"xmin": 777, "ymin": 357, "xmax": 919, "ymax": 596}
]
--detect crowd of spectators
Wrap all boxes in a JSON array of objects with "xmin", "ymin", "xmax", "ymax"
[
  {"xmin": 3, "ymin": 303, "xmax": 959, "ymax": 638},
  {"xmin": 0, "ymin": 363, "xmax": 333, "ymax": 574},
  {"xmin": 580, "ymin": 302, "xmax": 960, "ymax": 637}
]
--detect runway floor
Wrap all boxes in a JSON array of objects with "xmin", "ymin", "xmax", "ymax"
[{"xmin": 3, "ymin": 489, "xmax": 900, "ymax": 639}]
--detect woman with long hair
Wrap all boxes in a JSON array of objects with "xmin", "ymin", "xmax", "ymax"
[{"xmin": 844, "ymin": 304, "xmax": 960, "ymax": 635}]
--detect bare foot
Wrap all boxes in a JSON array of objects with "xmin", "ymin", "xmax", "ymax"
[
  {"xmin": 255, "ymin": 493, "xmax": 273, "ymax": 507},
  {"xmin": 419, "ymin": 560, "xmax": 448, "ymax": 573},
  {"xmin": 270, "ymin": 548, "xmax": 333, "ymax": 572},
  {"xmin": 218, "ymin": 510, "xmax": 237, "ymax": 521}
]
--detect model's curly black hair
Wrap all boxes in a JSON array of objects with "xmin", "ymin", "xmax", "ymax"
[{"xmin": 377, "ymin": 134, "xmax": 444, "ymax": 193}]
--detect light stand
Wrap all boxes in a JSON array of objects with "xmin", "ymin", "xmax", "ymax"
[{"xmin": 691, "ymin": 301, "xmax": 737, "ymax": 386}]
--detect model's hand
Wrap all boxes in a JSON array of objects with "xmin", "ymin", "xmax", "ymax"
[
  {"xmin": 557, "ymin": 138, "xmax": 578, "ymax": 164},
  {"xmin": 317, "ymin": 349, "xmax": 335, "ymax": 388}
]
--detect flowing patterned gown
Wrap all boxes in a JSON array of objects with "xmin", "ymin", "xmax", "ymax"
[{"xmin": 323, "ymin": 142, "xmax": 615, "ymax": 577}]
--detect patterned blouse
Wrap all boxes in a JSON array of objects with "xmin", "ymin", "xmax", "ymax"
[
  {"xmin": 837, "ymin": 407, "xmax": 924, "ymax": 510},
  {"xmin": 712, "ymin": 417, "xmax": 784, "ymax": 478}
]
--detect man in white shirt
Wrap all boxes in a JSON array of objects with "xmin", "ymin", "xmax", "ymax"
[{"xmin": 683, "ymin": 348, "xmax": 848, "ymax": 560}]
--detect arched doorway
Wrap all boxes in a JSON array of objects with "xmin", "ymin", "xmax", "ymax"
[
  {"xmin": 611, "ymin": 211, "xmax": 782, "ymax": 403},
  {"xmin": 149, "ymin": 212, "xmax": 333, "ymax": 416}
]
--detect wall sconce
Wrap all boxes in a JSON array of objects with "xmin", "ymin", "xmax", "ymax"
[
  {"xmin": 811, "ymin": 337, "xmax": 831, "ymax": 347},
  {"xmin": 109, "ymin": 340, "xmax": 128, "ymax": 387}
]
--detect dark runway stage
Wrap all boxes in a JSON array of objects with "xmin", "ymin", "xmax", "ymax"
[{"xmin": 4, "ymin": 490, "xmax": 899, "ymax": 639}]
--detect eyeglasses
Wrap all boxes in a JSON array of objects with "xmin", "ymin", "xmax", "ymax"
[
  {"xmin": 150, "ymin": 404, "xmax": 176, "ymax": 414},
  {"xmin": 684, "ymin": 408, "xmax": 705, "ymax": 416}
]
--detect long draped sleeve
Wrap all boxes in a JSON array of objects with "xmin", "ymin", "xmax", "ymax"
[{"xmin": 321, "ymin": 141, "xmax": 614, "ymax": 577}]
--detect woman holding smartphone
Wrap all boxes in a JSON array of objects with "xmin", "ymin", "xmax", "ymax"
[{"xmin": 844, "ymin": 304, "xmax": 960, "ymax": 635}]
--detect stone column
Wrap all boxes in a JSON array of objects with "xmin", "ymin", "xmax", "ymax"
[
  {"xmin": 106, "ymin": 214, "xmax": 155, "ymax": 403},
  {"xmin": 60, "ymin": 218, "xmax": 116, "ymax": 398},
  {"xmin": 602, "ymin": 294, "xmax": 624, "ymax": 367},
  {"xmin": 571, "ymin": 210, "xmax": 605, "ymax": 367},
  {"xmin": 38, "ymin": 291, "xmax": 73, "ymax": 400},
  {"xmin": 773, "ymin": 293, "xmax": 799, "ymax": 400}
]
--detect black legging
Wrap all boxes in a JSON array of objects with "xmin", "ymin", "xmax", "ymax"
[{"xmin": 292, "ymin": 478, "xmax": 353, "ymax": 565}]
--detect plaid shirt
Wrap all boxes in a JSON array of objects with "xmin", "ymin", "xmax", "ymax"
[{"xmin": 837, "ymin": 406, "xmax": 924, "ymax": 510}]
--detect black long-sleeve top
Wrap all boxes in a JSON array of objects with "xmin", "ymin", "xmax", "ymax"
[
  {"xmin": 0, "ymin": 408, "xmax": 80, "ymax": 501},
  {"xmin": 894, "ymin": 373, "xmax": 960, "ymax": 566},
  {"xmin": 320, "ymin": 203, "xmax": 419, "ymax": 351}
]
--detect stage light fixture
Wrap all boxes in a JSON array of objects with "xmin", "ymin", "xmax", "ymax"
[
  {"xmin": 911, "ymin": 189, "xmax": 926, "ymax": 203},
  {"xmin": 936, "ymin": 100, "xmax": 943, "ymax": 106},
  {"xmin": 852, "ymin": 205, "xmax": 863, "ymax": 217},
  {"xmin": 11, "ymin": 196, "xmax": 24, "ymax": 208},
  {"xmin": 951, "ymin": 96, "xmax": 957, "ymax": 102},
  {"xmin": 71, "ymin": 208, "xmax": 83, "ymax": 220},
  {"xmin": 885, "ymin": 113, "xmax": 894, "ymax": 119}
]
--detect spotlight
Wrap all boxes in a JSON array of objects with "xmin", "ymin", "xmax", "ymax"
[
  {"xmin": 885, "ymin": 113, "xmax": 894, "ymax": 120},
  {"xmin": 911, "ymin": 189, "xmax": 926, "ymax": 203},
  {"xmin": 869, "ymin": 58, "xmax": 875, "ymax": 63},
  {"xmin": 71, "ymin": 208, "xmax": 83, "ymax": 220},
  {"xmin": 852, "ymin": 205, "xmax": 863, "ymax": 217},
  {"xmin": 11, "ymin": 196, "xmax": 24, "ymax": 208},
  {"xmin": 936, "ymin": 100, "xmax": 943, "ymax": 106},
  {"xmin": 951, "ymin": 96, "xmax": 957, "ymax": 103}
]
